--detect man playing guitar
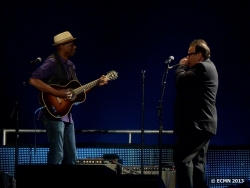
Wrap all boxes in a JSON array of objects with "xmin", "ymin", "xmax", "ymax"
[{"xmin": 29, "ymin": 31, "xmax": 111, "ymax": 164}]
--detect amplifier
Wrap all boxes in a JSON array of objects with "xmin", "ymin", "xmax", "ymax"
[
  {"xmin": 76, "ymin": 158, "xmax": 121, "ymax": 174},
  {"xmin": 76, "ymin": 158, "xmax": 120, "ymax": 165},
  {"xmin": 121, "ymin": 166, "xmax": 176, "ymax": 188}
]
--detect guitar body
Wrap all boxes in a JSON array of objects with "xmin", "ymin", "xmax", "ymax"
[
  {"xmin": 40, "ymin": 80, "xmax": 86, "ymax": 118},
  {"xmin": 38, "ymin": 70, "xmax": 118, "ymax": 118}
]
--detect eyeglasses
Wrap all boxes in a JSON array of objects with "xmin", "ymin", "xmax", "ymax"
[{"xmin": 187, "ymin": 52, "xmax": 198, "ymax": 57}]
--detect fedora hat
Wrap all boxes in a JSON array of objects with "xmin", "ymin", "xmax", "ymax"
[{"xmin": 53, "ymin": 31, "xmax": 76, "ymax": 46}]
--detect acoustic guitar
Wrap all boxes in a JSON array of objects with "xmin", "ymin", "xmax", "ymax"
[{"xmin": 39, "ymin": 70, "xmax": 118, "ymax": 118}]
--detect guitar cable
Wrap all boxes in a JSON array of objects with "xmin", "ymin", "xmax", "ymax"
[{"xmin": 33, "ymin": 107, "xmax": 44, "ymax": 159}]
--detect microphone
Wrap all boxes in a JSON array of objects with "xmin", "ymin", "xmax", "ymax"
[
  {"xmin": 168, "ymin": 64, "xmax": 179, "ymax": 69},
  {"xmin": 30, "ymin": 57, "xmax": 42, "ymax": 65},
  {"xmin": 165, "ymin": 56, "xmax": 174, "ymax": 64}
]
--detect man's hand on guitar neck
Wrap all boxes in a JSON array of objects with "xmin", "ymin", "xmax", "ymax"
[
  {"xmin": 98, "ymin": 75, "xmax": 109, "ymax": 86},
  {"xmin": 84, "ymin": 75, "xmax": 108, "ymax": 93}
]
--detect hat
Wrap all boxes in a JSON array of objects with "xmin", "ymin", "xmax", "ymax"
[{"xmin": 52, "ymin": 31, "xmax": 76, "ymax": 46}]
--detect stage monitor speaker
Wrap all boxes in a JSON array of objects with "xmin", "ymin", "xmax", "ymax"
[
  {"xmin": 121, "ymin": 166, "xmax": 176, "ymax": 188},
  {"xmin": 16, "ymin": 164, "xmax": 116, "ymax": 188},
  {"xmin": 115, "ymin": 174, "xmax": 166, "ymax": 188}
]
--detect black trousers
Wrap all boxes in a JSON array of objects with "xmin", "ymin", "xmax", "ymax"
[{"xmin": 173, "ymin": 130, "xmax": 213, "ymax": 188}]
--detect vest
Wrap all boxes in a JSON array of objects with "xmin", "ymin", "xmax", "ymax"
[
  {"xmin": 42, "ymin": 52, "xmax": 77, "ymax": 120},
  {"xmin": 46, "ymin": 52, "xmax": 77, "ymax": 85}
]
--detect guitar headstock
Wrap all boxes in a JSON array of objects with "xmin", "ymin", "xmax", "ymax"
[{"xmin": 106, "ymin": 70, "xmax": 118, "ymax": 81}]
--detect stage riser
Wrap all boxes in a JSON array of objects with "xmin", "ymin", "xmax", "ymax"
[
  {"xmin": 0, "ymin": 147, "xmax": 249, "ymax": 188},
  {"xmin": 16, "ymin": 165, "xmax": 167, "ymax": 188}
]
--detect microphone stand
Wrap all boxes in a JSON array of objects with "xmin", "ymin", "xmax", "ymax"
[
  {"xmin": 10, "ymin": 61, "xmax": 36, "ymax": 179},
  {"xmin": 141, "ymin": 70, "xmax": 146, "ymax": 175},
  {"xmin": 10, "ymin": 82, "xmax": 26, "ymax": 179},
  {"xmin": 157, "ymin": 60, "xmax": 173, "ymax": 178}
]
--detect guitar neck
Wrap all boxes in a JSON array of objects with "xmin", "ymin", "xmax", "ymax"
[{"xmin": 74, "ymin": 79, "xmax": 99, "ymax": 95}]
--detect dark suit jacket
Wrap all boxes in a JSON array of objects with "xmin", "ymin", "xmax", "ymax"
[{"xmin": 173, "ymin": 58, "xmax": 218, "ymax": 135}]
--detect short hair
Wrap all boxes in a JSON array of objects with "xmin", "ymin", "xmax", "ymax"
[{"xmin": 190, "ymin": 39, "xmax": 211, "ymax": 59}]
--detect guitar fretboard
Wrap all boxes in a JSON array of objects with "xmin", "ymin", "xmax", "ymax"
[
  {"xmin": 72, "ymin": 71, "xmax": 117, "ymax": 95},
  {"xmin": 74, "ymin": 79, "xmax": 99, "ymax": 94}
]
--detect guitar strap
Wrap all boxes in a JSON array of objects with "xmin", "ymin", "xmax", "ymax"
[{"xmin": 68, "ymin": 66, "xmax": 78, "ymax": 80}]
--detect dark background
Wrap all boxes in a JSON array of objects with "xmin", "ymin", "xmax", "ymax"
[{"xmin": 1, "ymin": 0, "xmax": 250, "ymax": 147}]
